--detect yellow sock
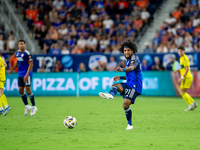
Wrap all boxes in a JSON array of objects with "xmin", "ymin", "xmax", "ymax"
[
  {"xmin": 1, "ymin": 94, "xmax": 8, "ymax": 107},
  {"xmin": 0, "ymin": 95, "xmax": 3, "ymax": 108},
  {"xmin": 181, "ymin": 92, "xmax": 190, "ymax": 105},
  {"xmin": 184, "ymin": 92, "xmax": 194, "ymax": 105}
]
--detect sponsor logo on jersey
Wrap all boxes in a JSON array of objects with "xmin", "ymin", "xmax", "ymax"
[{"xmin": 17, "ymin": 57, "xmax": 24, "ymax": 61}]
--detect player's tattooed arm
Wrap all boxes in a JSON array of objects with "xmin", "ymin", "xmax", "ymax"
[{"xmin": 124, "ymin": 64, "xmax": 136, "ymax": 72}]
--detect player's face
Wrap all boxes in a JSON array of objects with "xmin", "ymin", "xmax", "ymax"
[
  {"xmin": 18, "ymin": 42, "xmax": 26, "ymax": 50},
  {"xmin": 124, "ymin": 48, "xmax": 133, "ymax": 59},
  {"xmin": 178, "ymin": 49, "xmax": 185, "ymax": 57}
]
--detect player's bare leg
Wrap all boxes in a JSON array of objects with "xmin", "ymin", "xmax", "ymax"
[{"xmin": 19, "ymin": 86, "xmax": 31, "ymax": 115}]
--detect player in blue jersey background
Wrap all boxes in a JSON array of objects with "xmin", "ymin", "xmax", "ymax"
[
  {"xmin": 9, "ymin": 40, "xmax": 37, "ymax": 116},
  {"xmin": 99, "ymin": 41, "xmax": 142, "ymax": 130}
]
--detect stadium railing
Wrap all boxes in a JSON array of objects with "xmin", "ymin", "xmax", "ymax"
[{"xmin": 0, "ymin": 0, "xmax": 36, "ymax": 53}]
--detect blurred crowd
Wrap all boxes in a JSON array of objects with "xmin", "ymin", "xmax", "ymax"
[
  {"xmin": 144, "ymin": 0, "xmax": 200, "ymax": 53},
  {"xmin": 14, "ymin": 0, "xmax": 161, "ymax": 54}
]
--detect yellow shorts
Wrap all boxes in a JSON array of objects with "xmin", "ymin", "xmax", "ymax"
[
  {"xmin": 180, "ymin": 78, "xmax": 193, "ymax": 89},
  {"xmin": 0, "ymin": 81, "xmax": 5, "ymax": 89}
]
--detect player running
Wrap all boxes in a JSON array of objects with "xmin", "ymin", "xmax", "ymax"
[
  {"xmin": 0, "ymin": 57, "xmax": 11, "ymax": 116},
  {"xmin": 173, "ymin": 46, "xmax": 198, "ymax": 111},
  {"xmin": 99, "ymin": 41, "xmax": 142, "ymax": 130},
  {"xmin": 9, "ymin": 40, "xmax": 37, "ymax": 116}
]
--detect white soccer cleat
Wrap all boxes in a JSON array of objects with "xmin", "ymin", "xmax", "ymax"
[
  {"xmin": 24, "ymin": 105, "xmax": 32, "ymax": 116},
  {"xmin": 30, "ymin": 106, "xmax": 37, "ymax": 116},
  {"xmin": 3, "ymin": 106, "xmax": 11, "ymax": 116},
  {"xmin": 99, "ymin": 92, "xmax": 113, "ymax": 100},
  {"xmin": 193, "ymin": 102, "xmax": 198, "ymax": 109},
  {"xmin": 126, "ymin": 124, "xmax": 133, "ymax": 130},
  {"xmin": 184, "ymin": 104, "xmax": 194, "ymax": 111}
]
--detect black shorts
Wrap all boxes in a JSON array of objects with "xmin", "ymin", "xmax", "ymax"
[
  {"xmin": 18, "ymin": 76, "xmax": 32, "ymax": 87},
  {"xmin": 120, "ymin": 83, "xmax": 140, "ymax": 104}
]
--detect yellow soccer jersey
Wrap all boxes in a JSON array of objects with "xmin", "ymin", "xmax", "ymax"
[
  {"xmin": 179, "ymin": 54, "xmax": 193, "ymax": 78},
  {"xmin": 0, "ymin": 57, "xmax": 6, "ymax": 82}
]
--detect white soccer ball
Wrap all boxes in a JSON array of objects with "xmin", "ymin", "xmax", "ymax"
[{"xmin": 63, "ymin": 116, "xmax": 77, "ymax": 129}]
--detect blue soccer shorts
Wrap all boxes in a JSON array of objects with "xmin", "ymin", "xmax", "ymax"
[
  {"xmin": 120, "ymin": 83, "xmax": 140, "ymax": 104},
  {"xmin": 18, "ymin": 76, "xmax": 32, "ymax": 87}
]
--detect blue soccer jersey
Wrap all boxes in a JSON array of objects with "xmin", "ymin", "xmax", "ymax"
[
  {"xmin": 16, "ymin": 49, "xmax": 33, "ymax": 77},
  {"xmin": 125, "ymin": 55, "xmax": 142, "ymax": 94}
]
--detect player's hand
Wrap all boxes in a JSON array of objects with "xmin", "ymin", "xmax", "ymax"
[
  {"xmin": 115, "ymin": 67, "xmax": 123, "ymax": 72},
  {"xmin": 8, "ymin": 70, "xmax": 12, "ymax": 75},
  {"xmin": 113, "ymin": 76, "xmax": 120, "ymax": 81},
  {"xmin": 178, "ymin": 78, "xmax": 182, "ymax": 84},
  {"xmin": 24, "ymin": 75, "xmax": 28, "ymax": 82}
]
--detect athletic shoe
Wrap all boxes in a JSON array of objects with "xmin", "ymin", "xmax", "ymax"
[
  {"xmin": 193, "ymin": 102, "xmax": 198, "ymax": 109},
  {"xmin": 184, "ymin": 104, "xmax": 194, "ymax": 111},
  {"xmin": 0, "ymin": 110, "xmax": 4, "ymax": 115},
  {"xmin": 126, "ymin": 124, "xmax": 133, "ymax": 130},
  {"xmin": 99, "ymin": 92, "xmax": 113, "ymax": 100},
  {"xmin": 3, "ymin": 106, "xmax": 11, "ymax": 116},
  {"xmin": 24, "ymin": 105, "xmax": 32, "ymax": 116},
  {"xmin": 30, "ymin": 106, "xmax": 37, "ymax": 116}
]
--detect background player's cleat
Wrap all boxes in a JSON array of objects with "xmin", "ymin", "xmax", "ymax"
[
  {"xmin": 126, "ymin": 124, "xmax": 133, "ymax": 130},
  {"xmin": 193, "ymin": 102, "xmax": 198, "ymax": 109},
  {"xmin": 3, "ymin": 106, "xmax": 11, "ymax": 116},
  {"xmin": 184, "ymin": 104, "xmax": 194, "ymax": 111},
  {"xmin": 24, "ymin": 105, "xmax": 32, "ymax": 116},
  {"xmin": 0, "ymin": 110, "xmax": 4, "ymax": 115},
  {"xmin": 99, "ymin": 92, "xmax": 113, "ymax": 100},
  {"xmin": 30, "ymin": 106, "xmax": 37, "ymax": 116}
]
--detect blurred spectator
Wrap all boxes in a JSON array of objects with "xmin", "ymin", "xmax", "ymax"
[
  {"xmin": 6, "ymin": 35, "xmax": 17, "ymax": 53},
  {"xmin": 99, "ymin": 35, "xmax": 110, "ymax": 53},
  {"xmin": 58, "ymin": 24, "xmax": 68, "ymax": 39},
  {"xmin": 103, "ymin": 15, "xmax": 114, "ymax": 34},
  {"xmin": 0, "ymin": 34, "xmax": 5, "ymax": 52},
  {"xmin": 106, "ymin": 56, "xmax": 117, "ymax": 71},
  {"xmin": 141, "ymin": 59, "xmax": 151, "ymax": 71},
  {"xmin": 48, "ymin": 26, "xmax": 58, "ymax": 41},
  {"xmin": 77, "ymin": 35, "xmax": 86, "ymax": 51},
  {"xmin": 37, "ymin": 59, "xmax": 51, "ymax": 72},
  {"xmin": 54, "ymin": 60, "xmax": 63, "ymax": 72},
  {"xmin": 86, "ymin": 34, "xmax": 98, "ymax": 52},
  {"xmin": 164, "ymin": 13, "xmax": 177, "ymax": 26},
  {"xmin": 141, "ymin": 8, "xmax": 150, "ymax": 24},
  {"xmin": 61, "ymin": 45, "xmax": 70, "ymax": 54},
  {"xmin": 9, "ymin": 52, "xmax": 18, "ymax": 72},
  {"xmin": 48, "ymin": 43, "xmax": 61, "ymax": 55},
  {"xmin": 165, "ymin": 55, "xmax": 175, "ymax": 70},
  {"xmin": 53, "ymin": 0, "xmax": 64, "ymax": 11},
  {"xmin": 49, "ymin": 6, "xmax": 58, "ymax": 23},
  {"xmin": 152, "ymin": 32, "xmax": 161, "ymax": 46},
  {"xmin": 26, "ymin": 4, "xmax": 38, "ymax": 30},
  {"xmin": 172, "ymin": 7, "xmax": 182, "ymax": 19},
  {"xmin": 43, "ymin": 14, "xmax": 51, "ymax": 30},
  {"xmin": 174, "ymin": 34, "xmax": 183, "ymax": 46},
  {"xmin": 151, "ymin": 57, "xmax": 164, "ymax": 71},
  {"xmin": 71, "ymin": 45, "xmax": 83, "ymax": 54},
  {"xmin": 117, "ymin": 59, "xmax": 126, "ymax": 68},
  {"xmin": 143, "ymin": 42, "xmax": 153, "ymax": 53},
  {"xmin": 169, "ymin": 44, "xmax": 178, "ymax": 53},
  {"xmin": 156, "ymin": 43, "xmax": 168, "ymax": 53},
  {"xmin": 43, "ymin": 34, "xmax": 55, "ymax": 54},
  {"xmin": 78, "ymin": 62, "xmax": 87, "ymax": 72}
]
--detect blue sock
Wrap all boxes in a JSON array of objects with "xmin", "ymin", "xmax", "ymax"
[
  {"xmin": 28, "ymin": 93, "xmax": 35, "ymax": 106},
  {"xmin": 124, "ymin": 107, "xmax": 132, "ymax": 125},
  {"xmin": 21, "ymin": 93, "xmax": 28, "ymax": 105},
  {"xmin": 109, "ymin": 86, "xmax": 118, "ymax": 96}
]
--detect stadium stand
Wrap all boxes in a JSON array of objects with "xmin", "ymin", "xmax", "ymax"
[
  {"xmin": 149, "ymin": 0, "xmax": 200, "ymax": 53},
  {"xmin": 13, "ymin": 0, "xmax": 163, "ymax": 54}
]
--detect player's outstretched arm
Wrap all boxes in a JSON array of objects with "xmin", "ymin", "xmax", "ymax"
[{"xmin": 9, "ymin": 61, "xmax": 18, "ymax": 75}]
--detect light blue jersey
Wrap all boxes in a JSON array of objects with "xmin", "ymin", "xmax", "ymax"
[{"xmin": 125, "ymin": 55, "xmax": 142, "ymax": 94}]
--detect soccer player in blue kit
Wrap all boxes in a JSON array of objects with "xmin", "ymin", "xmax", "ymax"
[
  {"xmin": 99, "ymin": 41, "xmax": 142, "ymax": 130},
  {"xmin": 9, "ymin": 40, "xmax": 37, "ymax": 116}
]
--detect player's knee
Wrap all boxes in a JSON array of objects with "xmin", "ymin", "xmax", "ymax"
[
  {"xmin": 18, "ymin": 89, "xmax": 24, "ymax": 94},
  {"xmin": 123, "ymin": 102, "xmax": 129, "ymax": 109},
  {"xmin": 26, "ymin": 89, "xmax": 32, "ymax": 94}
]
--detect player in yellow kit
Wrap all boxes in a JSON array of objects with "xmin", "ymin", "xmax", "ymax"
[
  {"xmin": 174, "ymin": 46, "xmax": 198, "ymax": 111},
  {"xmin": 0, "ymin": 57, "xmax": 11, "ymax": 115}
]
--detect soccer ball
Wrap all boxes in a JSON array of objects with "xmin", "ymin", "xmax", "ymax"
[{"xmin": 63, "ymin": 116, "xmax": 77, "ymax": 129}]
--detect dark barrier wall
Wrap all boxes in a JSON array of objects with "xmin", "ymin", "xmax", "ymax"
[{"xmin": 32, "ymin": 52, "xmax": 200, "ymax": 72}]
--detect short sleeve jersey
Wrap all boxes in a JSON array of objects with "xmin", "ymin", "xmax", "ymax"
[
  {"xmin": 16, "ymin": 49, "xmax": 33, "ymax": 77},
  {"xmin": 180, "ymin": 54, "xmax": 193, "ymax": 78},
  {"xmin": 0, "ymin": 57, "xmax": 5, "ymax": 81},
  {"xmin": 125, "ymin": 55, "xmax": 143, "ymax": 94}
]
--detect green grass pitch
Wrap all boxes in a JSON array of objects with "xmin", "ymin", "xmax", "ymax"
[{"xmin": 0, "ymin": 96, "xmax": 200, "ymax": 150}]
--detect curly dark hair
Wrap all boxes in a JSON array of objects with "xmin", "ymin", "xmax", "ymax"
[{"xmin": 119, "ymin": 40, "xmax": 138, "ymax": 54}]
